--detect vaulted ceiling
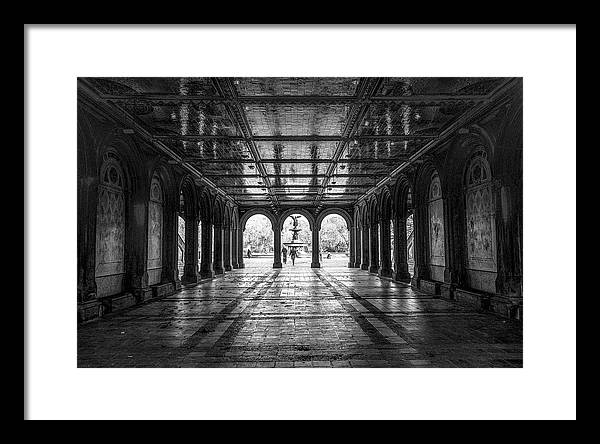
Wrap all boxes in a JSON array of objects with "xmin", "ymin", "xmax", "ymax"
[{"xmin": 79, "ymin": 77, "xmax": 512, "ymax": 212}]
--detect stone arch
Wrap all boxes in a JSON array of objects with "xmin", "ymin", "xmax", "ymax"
[
  {"xmin": 223, "ymin": 205, "xmax": 232, "ymax": 228},
  {"xmin": 315, "ymin": 208, "xmax": 352, "ymax": 231},
  {"xmin": 360, "ymin": 203, "xmax": 369, "ymax": 228},
  {"xmin": 146, "ymin": 172, "xmax": 165, "ymax": 286},
  {"xmin": 463, "ymin": 149, "xmax": 498, "ymax": 290},
  {"xmin": 353, "ymin": 206, "xmax": 361, "ymax": 229},
  {"xmin": 240, "ymin": 208, "xmax": 277, "ymax": 231},
  {"xmin": 428, "ymin": 170, "xmax": 445, "ymax": 266},
  {"xmin": 95, "ymin": 150, "xmax": 128, "ymax": 298},
  {"xmin": 414, "ymin": 160, "xmax": 444, "ymax": 209},
  {"xmin": 367, "ymin": 195, "xmax": 379, "ymax": 226},
  {"xmin": 393, "ymin": 173, "xmax": 413, "ymax": 219},
  {"xmin": 232, "ymin": 207, "xmax": 240, "ymax": 230},
  {"xmin": 199, "ymin": 189, "xmax": 213, "ymax": 223},
  {"xmin": 442, "ymin": 127, "xmax": 495, "ymax": 197},
  {"xmin": 212, "ymin": 197, "xmax": 225, "ymax": 227},
  {"xmin": 148, "ymin": 161, "xmax": 177, "ymax": 210},
  {"xmin": 379, "ymin": 187, "xmax": 393, "ymax": 222},
  {"xmin": 277, "ymin": 208, "xmax": 315, "ymax": 232},
  {"xmin": 178, "ymin": 175, "xmax": 198, "ymax": 218}
]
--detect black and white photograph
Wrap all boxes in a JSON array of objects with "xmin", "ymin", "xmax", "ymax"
[
  {"xmin": 25, "ymin": 25, "xmax": 576, "ymax": 420},
  {"xmin": 76, "ymin": 76, "xmax": 524, "ymax": 369}
]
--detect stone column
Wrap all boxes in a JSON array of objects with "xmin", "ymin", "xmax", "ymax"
[
  {"xmin": 181, "ymin": 216, "xmax": 199, "ymax": 285},
  {"xmin": 494, "ymin": 181, "xmax": 523, "ymax": 318},
  {"xmin": 238, "ymin": 228, "xmax": 245, "ymax": 269},
  {"xmin": 369, "ymin": 222, "xmax": 380, "ymax": 274},
  {"xmin": 223, "ymin": 225, "xmax": 233, "ymax": 271},
  {"xmin": 273, "ymin": 226, "xmax": 283, "ymax": 268},
  {"xmin": 213, "ymin": 223, "xmax": 224, "ymax": 275},
  {"xmin": 353, "ymin": 225, "xmax": 362, "ymax": 268},
  {"xmin": 378, "ymin": 218, "xmax": 392, "ymax": 277},
  {"xmin": 127, "ymin": 195, "xmax": 151, "ymax": 300},
  {"xmin": 199, "ymin": 219, "xmax": 214, "ymax": 279},
  {"xmin": 163, "ymin": 209, "xmax": 181, "ymax": 290},
  {"xmin": 347, "ymin": 225, "xmax": 356, "ymax": 268},
  {"xmin": 311, "ymin": 228, "xmax": 320, "ymax": 268},
  {"xmin": 411, "ymin": 204, "xmax": 428, "ymax": 287},
  {"xmin": 77, "ymin": 176, "xmax": 99, "ymax": 321},
  {"xmin": 360, "ymin": 225, "xmax": 370, "ymax": 270},
  {"xmin": 231, "ymin": 227, "xmax": 240, "ymax": 269},
  {"xmin": 392, "ymin": 216, "xmax": 412, "ymax": 282}
]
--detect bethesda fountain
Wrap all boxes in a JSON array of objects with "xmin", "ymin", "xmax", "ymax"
[{"xmin": 283, "ymin": 215, "xmax": 307, "ymax": 256}]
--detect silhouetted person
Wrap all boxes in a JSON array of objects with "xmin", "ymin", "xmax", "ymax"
[
  {"xmin": 247, "ymin": 248, "xmax": 252, "ymax": 258},
  {"xmin": 282, "ymin": 247, "xmax": 288, "ymax": 264},
  {"xmin": 290, "ymin": 248, "xmax": 296, "ymax": 266}
]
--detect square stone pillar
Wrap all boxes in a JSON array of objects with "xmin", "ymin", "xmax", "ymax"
[
  {"xmin": 237, "ymin": 228, "xmax": 245, "ymax": 269},
  {"xmin": 213, "ymin": 223, "xmax": 224, "ymax": 275},
  {"xmin": 361, "ymin": 226, "xmax": 370, "ymax": 270},
  {"xmin": 199, "ymin": 219, "xmax": 214, "ymax": 279},
  {"xmin": 311, "ymin": 228, "xmax": 320, "ymax": 268},
  {"xmin": 369, "ymin": 223, "xmax": 379, "ymax": 274},
  {"xmin": 392, "ymin": 216, "xmax": 412, "ymax": 283},
  {"xmin": 353, "ymin": 226, "xmax": 362, "ymax": 268},
  {"xmin": 378, "ymin": 219, "xmax": 392, "ymax": 278},
  {"xmin": 181, "ymin": 216, "xmax": 199, "ymax": 285},
  {"xmin": 223, "ymin": 225, "xmax": 233, "ymax": 271},
  {"xmin": 273, "ymin": 227, "xmax": 283, "ymax": 268},
  {"xmin": 231, "ymin": 228, "xmax": 240, "ymax": 269},
  {"xmin": 348, "ymin": 225, "xmax": 356, "ymax": 268}
]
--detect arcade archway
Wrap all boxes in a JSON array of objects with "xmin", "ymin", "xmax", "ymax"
[{"xmin": 243, "ymin": 214, "xmax": 274, "ymax": 267}]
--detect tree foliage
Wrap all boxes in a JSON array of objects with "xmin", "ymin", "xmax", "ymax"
[
  {"xmin": 244, "ymin": 215, "xmax": 273, "ymax": 253},
  {"xmin": 242, "ymin": 213, "xmax": 350, "ymax": 255},
  {"xmin": 319, "ymin": 215, "xmax": 348, "ymax": 252}
]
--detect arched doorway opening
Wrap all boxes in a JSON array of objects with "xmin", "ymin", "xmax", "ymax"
[
  {"xmin": 243, "ymin": 214, "xmax": 274, "ymax": 267},
  {"xmin": 281, "ymin": 214, "xmax": 312, "ymax": 267},
  {"xmin": 318, "ymin": 214, "xmax": 349, "ymax": 267}
]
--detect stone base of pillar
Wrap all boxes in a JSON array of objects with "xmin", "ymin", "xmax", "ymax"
[
  {"xmin": 353, "ymin": 261, "xmax": 362, "ymax": 268},
  {"xmin": 238, "ymin": 263, "xmax": 245, "ymax": 269},
  {"xmin": 78, "ymin": 299, "xmax": 102, "ymax": 323},
  {"xmin": 378, "ymin": 267, "xmax": 392, "ymax": 278},
  {"xmin": 311, "ymin": 262, "xmax": 321, "ymax": 268},
  {"xmin": 369, "ymin": 265, "xmax": 379, "ymax": 274},
  {"xmin": 214, "ymin": 267, "xmax": 224, "ymax": 275},
  {"xmin": 410, "ymin": 278, "xmax": 420, "ymax": 290},
  {"xmin": 224, "ymin": 265, "xmax": 232, "ymax": 272},
  {"xmin": 181, "ymin": 274, "xmax": 199, "ymax": 285},
  {"xmin": 273, "ymin": 262, "xmax": 282, "ymax": 268},
  {"xmin": 347, "ymin": 261, "xmax": 355, "ymax": 268},
  {"xmin": 360, "ymin": 264, "xmax": 369, "ymax": 270},
  {"xmin": 199, "ymin": 270, "xmax": 215, "ymax": 279},
  {"xmin": 440, "ymin": 283, "xmax": 455, "ymax": 300},
  {"xmin": 392, "ymin": 271, "xmax": 412, "ymax": 283},
  {"xmin": 133, "ymin": 287, "xmax": 153, "ymax": 304},
  {"xmin": 232, "ymin": 263, "xmax": 240, "ymax": 269},
  {"xmin": 174, "ymin": 280, "xmax": 182, "ymax": 291},
  {"xmin": 151, "ymin": 282, "xmax": 175, "ymax": 299}
]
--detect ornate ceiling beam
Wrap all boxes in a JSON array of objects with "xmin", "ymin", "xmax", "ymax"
[
  {"xmin": 183, "ymin": 157, "xmax": 409, "ymax": 163},
  {"xmin": 204, "ymin": 173, "xmax": 378, "ymax": 178},
  {"xmin": 77, "ymin": 80, "xmax": 238, "ymax": 207},
  {"xmin": 220, "ymin": 184, "xmax": 374, "ymax": 189},
  {"xmin": 211, "ymin": 78, "xmax": 278, "ymax": 210},
  {"xmin": 154, "ymin": 134, "xmax": 435, "ymax": 142},
  {"xmin": 313, "ymin": 78, "xmax": 383, "ymax": 209},
  {"xmin": 355, "ymin": 78, "xmax": 521, "ymax": 205},
  {"xmin": 102, "ymin": 93, "xmax": 488, "ymax": 106}
]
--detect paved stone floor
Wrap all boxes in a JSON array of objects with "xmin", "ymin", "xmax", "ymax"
[{"xmin": 78, "ymin": 259, "xmax": 523, "ymax": 368}]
